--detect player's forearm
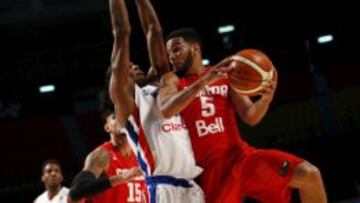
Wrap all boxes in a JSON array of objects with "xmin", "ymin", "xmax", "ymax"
[
  {"xmin": 244, "ymin": 98, "xmax": 271, "ymax": 126},
  {"xmin": 159, "ymin": 77, "xmax": 208, "ymax": 118},
  {"xmin": 108, "ymin": 173, "xmax": 132, "ymax": 186},
  {"xmin": 69, "ymin": 171, "xmax": 112, "ymax": 201},
  {"xmin": 108, "ymin": 174, "xmax": 126, "ymax": 187},
  {"xmin": 135, "ymin": 0, "xmax": 162, "ymax": 35},
  {"xmin": 135, "ymin": 0, "xmax": 170, "ymax": 76},
  {"xmin": 110, "ymin": 0, "xmax": 131, "ymax": 40},
  {"xmin": 109, "ymin": 0, "xmax": 132, "ymax": 83}
]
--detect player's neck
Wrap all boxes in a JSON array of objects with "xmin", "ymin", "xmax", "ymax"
[
  {"xmin": 47, "ymin": 185, "xmax": 61, "ymax": 200},
  {"xmin": 113, "ymin": 141, "xmax": 132, "ymax": 158},
  {"xmin": 187, "ymin": 60, "xmax": 204, "ymax": 75},
  {"xmin": 120, "ymin": 143, "xmax": 132, "ymax": 159}
]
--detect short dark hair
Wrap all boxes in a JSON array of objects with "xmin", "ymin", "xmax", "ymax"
[
  {"xmin": 101, "ymin": 107, "xmax": 114, "ymax": 121},
  {"xmin": 42, "ymin": 159, "xmax": 61, "ymax": 173},
  {"xmin": 166, "ymin": 28, "xmax": 202, "ymax": 47}
]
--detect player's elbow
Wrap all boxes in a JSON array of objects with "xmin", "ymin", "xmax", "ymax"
[
  {"xmin": 242, "ymin": 116, "xmax": 260, "ymax": 126},
  {"xmin": 113, "ymin": 26, "xmax": 131, "ymax": 41},
  {"xmin": 159, "ymin": 108, "xmax": 173, "ymax": 119},
  {"xmin": 247, "ymin": 120, "xmax": 260, "ymax": 126},
  {"xmin": 147, "ymin": 21, "xmax": 163, "ymax": 34},
  {"xmin": 146, "ymin": 24, "xmax": 163, "ymax": 41},
  {"xmin": 158, "ymin": 103, "xmax": 174, "ymax": 119},
  {"xmin": 152, "ymin": 24, "xmax": 163, "ymax": 36}
]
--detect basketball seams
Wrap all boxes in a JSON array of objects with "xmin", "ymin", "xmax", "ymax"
[
  {"xmin": 228, "ymin": 49, "xmax": 275, "ymax": 95},
  {"xmin": 231, "ymin": 55, "xmax": 269, "ymax": 81}
]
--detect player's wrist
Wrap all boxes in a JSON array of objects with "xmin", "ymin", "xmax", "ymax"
[
  {"xmin": 109, "ymin": 175, "xmax": 123, "ymax": 186},
  {"xmin": 261, "ymin": 95, "xmax": 273, "ymax": 103}
]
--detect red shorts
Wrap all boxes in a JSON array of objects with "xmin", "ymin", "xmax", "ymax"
[{"xmin": 200, "ymin": 146, "xmax": 304, "ymax": 203}]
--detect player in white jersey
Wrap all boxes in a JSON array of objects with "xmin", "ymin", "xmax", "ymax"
[
  {"xmin": 125, "ymin": 85, "xmax": 203, "ymax": 203},
  {"xmin": 107, "ymin": 0, "xmax": 204, "ymax": 202},
  {"xmin": 34, "ymin": 159, "xmax": 69, "ymax": 203}
]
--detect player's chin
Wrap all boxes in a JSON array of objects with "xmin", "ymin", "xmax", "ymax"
[
  {"xmin": 175, "ymin": 64, "xmax": 188, "ymax": 72},
  {"xmin": 171, "ymin": 61, "xmax": 182, "ymax": 70},
  {"xmin": 48, "ymin": 180, "xmax": 60, "ymax": 186},
  {"xmin": 114, "ymin": 132, "xmax": 126, "ymax": 138},
  {"xmin": 135, "ymin": 74, "xmax": 146, "ymax": 82}
]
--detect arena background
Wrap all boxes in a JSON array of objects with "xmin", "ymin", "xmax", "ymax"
[{"xmin": 0, "ymin": 0, "xmax": 359, "ymax": 202}]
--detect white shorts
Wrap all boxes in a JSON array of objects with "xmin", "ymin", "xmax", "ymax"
[{"xmin": 147, "ymin": 176, "xmax": 204, "ymax": 203}]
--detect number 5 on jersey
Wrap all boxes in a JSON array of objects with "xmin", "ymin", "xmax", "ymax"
[{"xmin": 200, "ymin": 96, "xmax": 215, "ymax": 117}]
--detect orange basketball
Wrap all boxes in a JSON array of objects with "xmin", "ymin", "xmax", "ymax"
[{"xmin": 228, "ymin": 49, "xmax": 275, "ymax": 95}]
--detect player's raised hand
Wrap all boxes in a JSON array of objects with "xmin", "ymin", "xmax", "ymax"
[
  {"xmin": 258, "ymin": 67, "xmax": 278, "ymax": 101},
  {"xmin": 203, "ymin": 56, "xmax": 235, "ymax": 85}
]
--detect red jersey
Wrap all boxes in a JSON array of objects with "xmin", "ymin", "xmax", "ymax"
[
  {"xmin": 87, "ymin": 141, "xmax": 148, "ymax": 203},
  {"xmin": 177, "ymin": 69, "xmax": 249, "ymax": 167}
]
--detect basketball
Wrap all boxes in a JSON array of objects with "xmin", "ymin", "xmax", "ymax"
[{"xmin": 228, "ymin": 49, "xmax": 275, "ymax": 95}]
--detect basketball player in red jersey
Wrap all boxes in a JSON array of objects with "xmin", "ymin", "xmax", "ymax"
[
  {"xmin": 68, "ymin": 109, "xmax": 147, "ymax": 203},
  {"xmin": 157, "ymin": 28, "xmax": 327, "ymax": 203}
]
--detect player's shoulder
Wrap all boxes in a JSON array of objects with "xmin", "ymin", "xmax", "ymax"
[
  {"xmin": 95, "ymin": 141, "xmax": 112, "ymax": 151},
  {"xmin": 34, "ymin": 191, "xmax": 47, "ymax": 203},
  {"xmin": 61, "ymin": 186, "xmax": 70, "ymax": 193},
  {"xmin": 58, "ymin": 187, "xmax": 69, "ymax": 199},
  {"xmin": 161, "ymin": 71, "xmax": 176, "ymax": 78},
  {"xmin": 160, "ymin": 71, "xmax": 180, "ymax": 85},
  {"xmin": 88, "ymin": 147, "xmax": 111, "ymax": 163}
]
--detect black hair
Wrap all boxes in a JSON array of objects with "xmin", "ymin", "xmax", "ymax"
[
  {"xmin": 41, "ymin": 159, "xmax": 61, "ymax": 173},
  {"xmin": 166, "ymin": 28, "xmax": 202, "ymax": 48}
]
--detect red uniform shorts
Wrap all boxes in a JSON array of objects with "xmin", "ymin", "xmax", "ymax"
[{"xmin": 200, "ymin": 146, "xmax": 304, "ymax": 203}]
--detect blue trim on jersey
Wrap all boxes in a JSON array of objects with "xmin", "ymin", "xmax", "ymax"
[
  {"xmin": 125, "ymin": 121, "xmax": 150, "ymax": 176},
  {"xmin": 146, "ymin": 175, "xmax": 193, "ymax": 203}
]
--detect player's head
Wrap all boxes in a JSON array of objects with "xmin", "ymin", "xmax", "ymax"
[
  {"xmin": 41, "ymin": 159, "xmax": 63, "ymax": 190},
  {"xmin": 106, "ymin": 62, "xmax": 145, "ymax": 84},
  {"xmin": 102, "ymin": 109, "xmax": 128, "ymax": 147},
  {"xmin": 130, "ymin": 62, "xmax": 145, "ymax": 82},
  {"xmin": 166, "ymin": 28, "xmax": 203, "ymax": 72}
]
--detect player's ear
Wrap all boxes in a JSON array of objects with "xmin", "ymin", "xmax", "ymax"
[
  {"xmin": 191, "ymin": 44, "xmax": 201, "ymax": 56},
  {"xmin": 41, "ymin": 174, "xmax": 45, "ymax": 183},
  {"xmin": 104, "ymin": 123, "xmax": 110, "ymax": 133},
  {"xmin": 59, "ymin": 172, "xmax": 63, "ymax": 183}
]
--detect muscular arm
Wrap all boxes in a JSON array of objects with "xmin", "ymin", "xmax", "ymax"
[
  {"xmin": 230, "ymin": 91, "xmax": 272, "ymax": 126},
  {"xmin": 67, "ymin": 149, "xmax": 142, "ymax": 202},
  {"xmin": 157, "ymin": 72, "xmax": 212, "ymax": 118},
  {"xmin": 108, "ymin": 0, "xmax": 135, "ymax": 127},
  {"xmin": 83, "ymin": 149, "xmax": 110, "ymax": 177},
  {"xmin": 157, "ymin": 59, "xmax": 233, "ymax": 118},
  {"xmin": 67, "ymin": 149, "xmax": 110, "ymax": 202},
  {"xmin": 135, "ymin": 0, "xmax": 170, "ymax": 77},
  {"xmin": 230, "ymin": 69, "xmax": 277, "ymax": 126}
]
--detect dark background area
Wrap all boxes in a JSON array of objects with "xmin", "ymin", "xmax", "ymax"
[{"xmin": 0, "ymin": 0, "xmax": 359, "ymax": 202}]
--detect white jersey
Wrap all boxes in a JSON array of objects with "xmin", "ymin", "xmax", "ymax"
[
  {"xmin": 34, "ymin": 187, "xmax": 69, "ymax": 203},
  {"xmin": 125, "ymin": 84, "xmax": 204, "ymax": 203}
]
